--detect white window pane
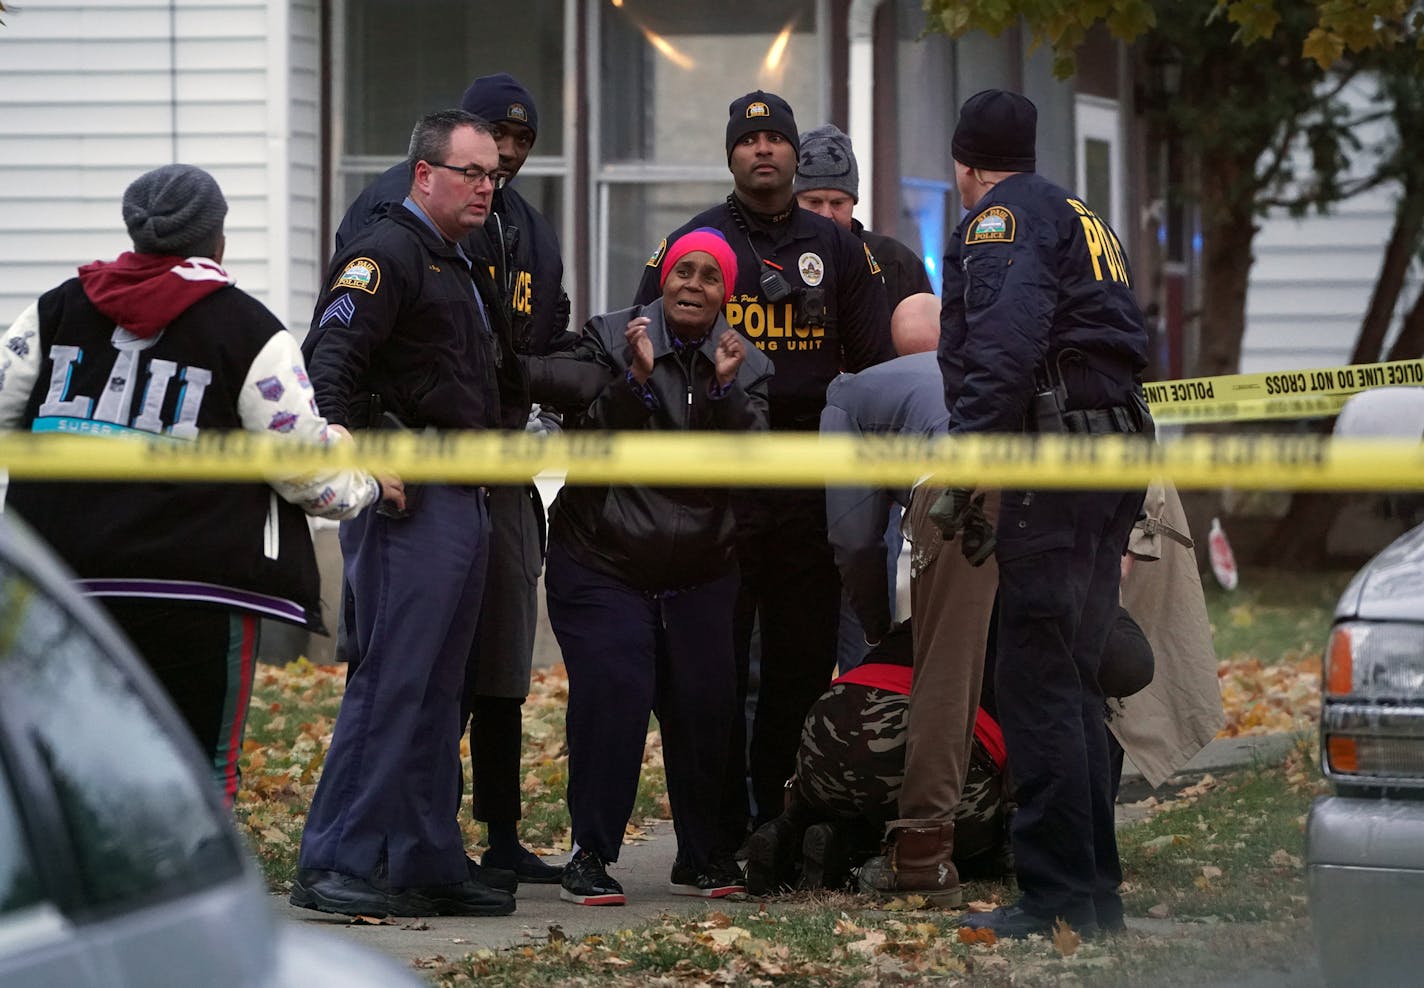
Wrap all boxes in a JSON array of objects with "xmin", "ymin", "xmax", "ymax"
[{"xmin": 598, "ymin": 2, "xmax": 824, "ymax": 166}]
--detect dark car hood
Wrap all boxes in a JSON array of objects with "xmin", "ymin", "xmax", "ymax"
[{"xmin": 1336, "ymin": 522, "xmax": 1424, "ymax": 622}]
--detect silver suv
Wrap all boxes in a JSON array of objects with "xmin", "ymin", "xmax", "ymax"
[{"xmin": 1307, "ymin": 388, "xmax": 1424, "ymax": 988}]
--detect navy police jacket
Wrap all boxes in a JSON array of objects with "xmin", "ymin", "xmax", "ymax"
[
  {"xmin": 938, "ymin": 172, "xmax": 1148, "ymax": 434},
  {"xmin": 635, "ymin": 197, "xmax": 894, "ymax": 431},
  {"xmin": 335, "ymin": 163, "xmax": 573, "ymax": 357},
  {"xmin": 304, "ymin": 205, "xmax": 519, "ymax": 432}
]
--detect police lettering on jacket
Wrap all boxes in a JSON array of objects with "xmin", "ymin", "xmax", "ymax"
[
  {"xmin": 938, "ymin": 172, "xmax": 1148, "ymax": 434},
  {"xmin": 634, "ymin": 201, "xmax": 894, "ymax": 430}
]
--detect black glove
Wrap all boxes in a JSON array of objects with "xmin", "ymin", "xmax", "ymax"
[
  {"xmin": 553, "ymin": 289, "xmax": 572, "ymax": 334},
  {"xmin": 959, "ymin": 499, "xmax": 997, "ymax": 566},
  {"xmin": 928, "ymin": 487, "xmax": 974, "ymax": 540}
]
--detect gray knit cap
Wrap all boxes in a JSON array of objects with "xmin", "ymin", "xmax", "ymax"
[
  {"xmin": 795, "ymin": 124, "xmax": 859, "ymax": 202},
  {"xmin": 122, "ymin": 164, "xmax": 228, "ymax": 256}
]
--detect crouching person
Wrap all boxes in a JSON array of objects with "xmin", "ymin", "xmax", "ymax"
[
  {"xmin": 528, "ymin": 229, "xmax": 772, "ymax": 905},
  {"xmin": 745, "ymin": 621, "xmax": 1010, "ymax": 896}
]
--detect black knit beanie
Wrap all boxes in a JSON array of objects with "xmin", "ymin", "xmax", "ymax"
[
  {"xmin": 461, "ymin": 72, "xmax": 539, "ymax": 139},
  {"xmin": 726, "ymin": 90, "xmax": 799, "ymax": 159},
  {"xmin": 951, "ymin": 89, "xmax": 1037, "ymax": 172},
  {"xmin": 122, "ymin": 164, "xmax": 228, "ymax": 256}
]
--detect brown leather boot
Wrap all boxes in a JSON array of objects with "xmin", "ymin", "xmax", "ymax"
[{"xmin": 857, "ymin": 822, "xmax": 961, "ymax": 907}]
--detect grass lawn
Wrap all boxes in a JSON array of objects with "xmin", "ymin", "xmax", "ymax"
[{"xmin": 1203, "ymin": 564, "xmax": 1353, "ymax": 666}]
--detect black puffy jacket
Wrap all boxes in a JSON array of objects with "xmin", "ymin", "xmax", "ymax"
[{"xmin": 529, "ymin": 301, "xmax": 773, "ymax": 592}]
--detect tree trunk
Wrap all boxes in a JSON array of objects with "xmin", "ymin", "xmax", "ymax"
[
  {"xmin": 1385, "ymin": 285, "xmax": 1424, "ymax": 361},
  {"xmin": 1351, "ymin": 187, "xmax": 1424, "ymax": 365},
  {"xmin": 1194, "ymin": 177, "xmax": 1258, "ymax": 377}
]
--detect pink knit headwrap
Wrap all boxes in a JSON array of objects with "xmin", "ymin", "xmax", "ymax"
[{"xmin": 659, "ymin": 227, "xmax": 739, "ymax": 303}]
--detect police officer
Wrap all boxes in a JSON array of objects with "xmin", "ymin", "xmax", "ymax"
[
  {"xmin": 291, "ymin": 110, "xmax": 517, "ymax": 918},
  {"xmin": 793, "ymin": 123, "xmax": 940, "ymax": 356},
  {"xmin": 793, "ymin": 122, "xmax": 940, "ymax": 674},
  {"xmin": 635, "ymin": 90, "xmax": 895, "ymax": 853},
  {"xmin": 937, "ymin": 90, "xmax": 1151, "ymax": 939},
  {"xmin": 333, "ymin": 73, "xmax": 568, "ymax": 884}
]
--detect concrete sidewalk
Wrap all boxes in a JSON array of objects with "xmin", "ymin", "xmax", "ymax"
[{"xmin": 273, "ymin": 824, "xmax": 684, "ymax": 965}]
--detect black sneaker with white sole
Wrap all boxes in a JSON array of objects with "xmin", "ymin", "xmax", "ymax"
[
  {"xmin": 559, "ymin": 848, "xmax": 625, "ymax": 906},
  {"xmin": 668, "ymin": 857, "xmax": 746, "ymax": 898}
]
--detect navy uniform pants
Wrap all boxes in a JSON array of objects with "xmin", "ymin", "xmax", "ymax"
[
  {"xmin": 994, "ymin": 487, "xmax": 1142, "ymax": 928},
  {"xmin": 726, "ymin": 488, "xmax": 842, "ymax": 845},
  {"xmin": 545, "ymin": 539, "xmax": 737, "ymax": 869},
  {"xmin": 299, "ymin": 484, "xmax": 490, "ymax": 888}
]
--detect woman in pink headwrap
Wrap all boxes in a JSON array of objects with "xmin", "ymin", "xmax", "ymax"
[{"xmin": 524, "ymin": 228, "xmax": 774, "ymax": 906}]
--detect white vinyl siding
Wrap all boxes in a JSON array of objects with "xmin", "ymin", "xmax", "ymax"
[
  {"xmin": 0, "ymin": 1, "xmax": 311, "ymax": 330},
  {"xmin": 1243, "ymin": 79, "xmax": 1421, "ymax": 373},
  {"xmin": 287, "ymin": 0, "xmax": 322, "ymax": 333}
]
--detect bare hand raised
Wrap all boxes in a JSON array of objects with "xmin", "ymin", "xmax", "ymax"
[
  {"xmin": 713, "ymin": 330, "xmax": 745, "ymax": 387},
  {"xmin": 625, "ymin": 316, "xmax": 655, "ymax": 383}
]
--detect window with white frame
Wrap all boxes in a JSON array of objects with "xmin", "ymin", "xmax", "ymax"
[
  {"xmin": 590, "ymin": 0, "xmax": 828, "ymax": 312},
  {"xmin": 332, "ymin": 0, "xmax": 572, "ymax": 262}
]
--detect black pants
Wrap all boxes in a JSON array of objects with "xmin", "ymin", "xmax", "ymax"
[
  {"xmin": 102, "ymin": 598, "xmax": 260, "ymax": 807},
  {"xmin": 993, "ymin": 487, "xmax": 1142, "ymax": 928},
  {"xmin": 546, "ymin": 540, "xmax": 738, "ymax": 868},
  {"xmin": 722, "ymin": 488, "xmax": 842, "ymax": 848}
]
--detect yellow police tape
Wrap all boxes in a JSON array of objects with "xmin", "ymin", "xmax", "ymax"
[
  {"xmin": 3, "ymin": 430, "xmax": 1422, "ymax": 491},
  {"xmin": 1145, "ymin": 357, "xmax": 1424, "ymax": 425}
]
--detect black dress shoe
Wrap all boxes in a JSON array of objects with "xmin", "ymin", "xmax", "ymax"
[
  {"xmin": 409, "ymin": 878, "xmax": 516, "ymax": 916},
  {"xmin": 483, "ymin": 846, "xmax": 564, "ymax": 884},
  {"xmin": 467, "ymin": 856, "xmax": 519, "ymax": 893},
  {"xmin": 288, "ymin": 869, "xmax": 411, "ymax": 917},
  {"xmin": 959, "ymin": 902, "xmax": 1098, "ymax": 940}
]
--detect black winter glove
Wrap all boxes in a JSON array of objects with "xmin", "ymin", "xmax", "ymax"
[
  {"xmin": 928, "ymin": 487, "xmax": 974, "ymax": 540},
  {"xmin": 959, "ymin": 499, "xmax": 997, "ymax": 566}
]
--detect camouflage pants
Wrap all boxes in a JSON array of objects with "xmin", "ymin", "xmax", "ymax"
[{"xmin": 792, "ymin": 683, "xmax": 1007, "ymax": 863}]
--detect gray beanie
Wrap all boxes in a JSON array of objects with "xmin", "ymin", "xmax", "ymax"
[
  {"xmin": 794, "ymin": 123, "xmax": 859, "ymax": 202},
  {"xmin": 122, "ymin": 164, "xmax": 228, "ymax": 256}
]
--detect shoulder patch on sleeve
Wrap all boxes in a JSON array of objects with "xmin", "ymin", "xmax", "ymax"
[
  {"xmin": 319, "ymin": 292, "xmax": 356, "ymax": 328},
  {"xmin": 863, "ymin": 242, "xmax": 882, "ymax": 276},
  {"xmin": 645, "ymin": 238, "xmax": 667, "ymax": 268},
  {"xmin": 333, "ymin": 257, "xmax": 381, "ymax": 294},
  {"xmin": 965, "ymin": 206, "xmax": 1015, "ymax": 245}
]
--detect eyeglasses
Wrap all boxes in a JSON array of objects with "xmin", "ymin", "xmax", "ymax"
[{"xmin": 425, "ymin": 162, "xmax": 495, "ymax": 187}]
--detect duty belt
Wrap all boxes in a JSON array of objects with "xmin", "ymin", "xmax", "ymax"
[{"xmin": 1061, "ymin": 405, "xmax": 1145, "ymax": 435}]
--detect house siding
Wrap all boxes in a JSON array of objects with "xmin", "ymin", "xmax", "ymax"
[
  {"xmin": 1243, "ymin": 79, "xmax": 1421, "ymax": 373},
  {"xmin": 0, "ymin": 1, "xmax": 308, "ymax": 329}
]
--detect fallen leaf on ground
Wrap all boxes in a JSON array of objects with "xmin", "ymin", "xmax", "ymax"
[
  {"xmin": 958, "ymin": 926, "xmax": 998, "ymax": 946},
  {"xmin": 708, "ymin": 927, "xmax": 750, "ymax": 949},
  {"xmin": 1140, "ymin": 834, "xmax": 1188, "ymax": 853},
  {"xmin": 964, "ymin": 899, "xmax": 999, "ymax": 913},
  {"xmin": 1147, "ymin": 903, "xmax": 1171, "ymax": 919},
  {"xmin": 846, "ymin": 930, "xmax": 888, "ymax": 956},
  {"xmin": 1201, "ymin": 865, "xmax": 1223, "ymax": 880},
  {"xmin": 1269, "ymin": 848, "xmax": 1303, "ymax": 869},
  {"xmin": 1051, "ymin": 918, "xmax": 1081, "ymax": 957}
]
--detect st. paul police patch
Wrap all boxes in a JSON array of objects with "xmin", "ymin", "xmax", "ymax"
[
  {"xmin": 334, "ymin": 257, "xmax": 381, "ymax": 294},
  {"xmin": 965, "ymin": 206, "xmax": 1015, "ymax": 245}
]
